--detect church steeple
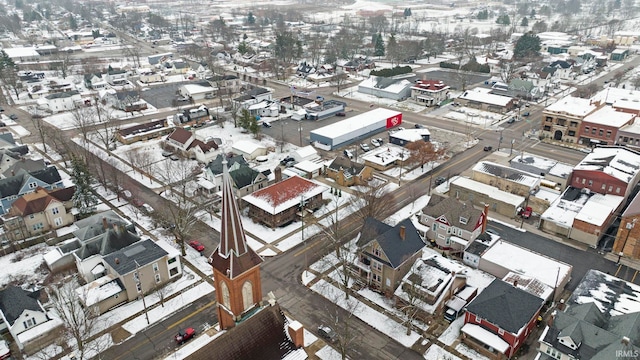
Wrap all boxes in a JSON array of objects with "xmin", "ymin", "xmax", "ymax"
[{"xmin": 209, "ymin": 158, "xmax": 263, "ymax": 330}]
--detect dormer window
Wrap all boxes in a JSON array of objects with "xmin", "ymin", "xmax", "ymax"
[{"xmin": 459, "ymin": 217, "xmax": 468, "ymax": 225}]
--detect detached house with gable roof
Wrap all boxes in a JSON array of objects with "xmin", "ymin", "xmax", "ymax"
[
  {"xmin": 355, "ymin": 217, "xmax": 426, "ymax": 296},
  {"xmin": 2, "ymin": 187, "xmax": 75, "ymax": 241},
  {"xmin": 0, "ymin": 285, "xmax": 61, "ymax": 355},
  {"xmin": 462, "ymin": 279, "xmax": 544, "ymax": 360},
  {"xmin": 411, "ymin": 79, "xmax": 450, "ymax": 106},
  {"xmin": 0, "ymin": 166, "xmax": 64, "ymax": 214},
  {"xmin": 325, "ymin": 156, "xmax": 373, "ymax": 186},
  {"xmin": 419, "ymin": 195, "xmax": 488, "ymax": 252},
  {"xmin": 243, "ymin": 176, "xmax": 328, "ymax": 228},
  {"xmin": 203, "ymin": 154, "xmax": 269, "ymax": 197},
  {"xmin": 357, "ymin": 75, "xmax": 413, "ymax": 101}
]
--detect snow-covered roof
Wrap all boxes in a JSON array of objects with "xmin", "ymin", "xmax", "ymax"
[
  {"xmin": 361, "ymin": 145, "xmax": 408, "ymax": 166},
  {"xmin": 3, "ymin": 47, "xmax": 40, "ymax": 58},
  {"xmin": 16, "ymin": 314, "xmax": 62, "ymax": 344},
  {"xmin": 292, "ymin": 145, "xmax": 317, "ymax": 160},
  {"xmin": 545, "ymin": 95, "xmax": 597, "ymax": 117},
  {"xmin": 577, "ymin": 192, "xmax": 624, "ymax": 225},
  {"xmin": 582, "ymin": 106, "xmax": 635, "ymax": 127},
  {"xmin": 473, "ymin": 161, "xmax": 541, "ymax": 188},
  {"xmin": 390, "ymin": 128, "xmax": 430, "ymax": 142},
  {"xmin": 181, "ymin": 84, "xmax": 214, "ymax": 95},
  {"xmin": 242, "ymin": 176, "xmax": 328, "ymax": 215},
  {"xmin": 458, "ymin": 88, "xmax": 513, "ymax": 107},
  {"xmin": 232, "ymin": 140, "xmax": 266, "ymax": 155},
  {"xmin": 293, "ymin": 160, "xmax": 323, "ymax": 173},
  {"xmin": 311, "ymin": 108, "xmax": 401, "ymax": 139},
  {"xmin": 574, "ymin": 147, "xmax": 640, "ymax": 184},
  {"xmin": 503, "ymin": 272, "xmax": 554, "ymax": 300},
  {"xmin": 358, "ymin": 76, "xmax": 412, "ymax": 94},
  {"xmin": 43, "ymin": 248, "xmax": 63, "ymax": 268},
  {"xmin": 451, "ymin": 177, "xmax": 525, "ymax": 206},
  {"xmin": 77, "ymin": 274, "xmax": 124, "ymax": 306},
  {"xmin": 510, "ymin": 152, "xmax": 573, "ymax": 179},
  {"xmin": 481, "ymin": 241, "xmax": 572, "ymax": 289},
  {"xmin": 570, "ymin": 269, "xmax": 640, "ymax": 316},
  {"xmin": 461, "ymin": 323, "xmax": 510, "ymax": 353}
]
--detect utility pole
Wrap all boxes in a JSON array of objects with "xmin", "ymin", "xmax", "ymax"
[
  {"xmin": 135, "ymin": 260, "xmax": 150, "ymax": 325},
  {"xmin": 300, "ymin": 195, "xmax": 307, "ymax": 273}
]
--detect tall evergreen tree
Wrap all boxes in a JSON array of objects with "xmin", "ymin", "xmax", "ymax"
[
  {"xmin": 71, "ymin": 156, "xmax": 98, "ymax": 218},
  {"xmin": 374, "ymin": 32, "xmax": 385, "ymax": 56}
]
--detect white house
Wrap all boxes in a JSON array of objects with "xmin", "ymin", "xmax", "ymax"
[
  {"xmin": 291, "ymin": 145, "xmax": 320, "ymax": 163},
  {"xmin": 37, "ymin": 90, "xmax": 82, "ymax": 113}
]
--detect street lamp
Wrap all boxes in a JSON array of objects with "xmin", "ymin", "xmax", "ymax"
[{"xmin": 497, "ymin": 129, "xmax": 504, "ymax": 150}]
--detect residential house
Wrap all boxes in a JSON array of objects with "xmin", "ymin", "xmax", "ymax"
[
  {"xmin": 109, "ymin": 90, "xmax": 147, "ymax": 112},
  {"xmin": 611, "ymin": 48, "xmax": 630, "ymax": 61},
  {"xmin": 393, "ymin": 253, "xmax": 467, "ymax": 319},
  {"xmin": 0, "ymin": 286, "xmax": 61, "ymax": 355},
  {"xmin": 325, "ymin": 156, "xmax": 373, "ymax": 187},
  {"xmin": 164, "ymin": 128, "xmax": 195, "ymax": 152},
  {"xmin": 163, "ymin": 59, "xmax": 189, "ymax": 74},
  {"xmin": 0, "ymin": 153, "xmax": 44, "ymax": 178},
  {"xmin": 189, "ymin": 138, "xmax": 220, "ymax": 164},
  {"xmin": 291, "ymin": 146, "xmax": 319, "ymax": 164},
  {"xmin": 538, "ymin": 269, "xmax": 640, "ymax": 360},
  {"xmin": 2, "ymin": 187, "xmax": 74, "ymax": 241},
  {"xmin": 462, "ymin": 279, "xmax": 544, "ymax": 359},
  {"xmin": 78, "ymin": 239, "xmax": 182, "ymax": 314},
  {"xmin": 419, "ymin": 196, "xmax": 488, "ymax": 252},
  {"xmin": 355, "ymin": 217, "xmax": 426, "ymax": 296},
  {"xmin": 388, "ymin": 128, "xmax": 431, "ymax": 147},
  {"xmin": 463, "ymin": 234, "xmax": 496, "ymax": 268},
  {"xmin": 357, "ymin": 75, "xmax": 414, "ymax": 101},
  {"xmin": 296, "ymin": 62, "xmax": 316, "ymax": 78},
  {"xmin": 410, "ymin": 80, "xmax": 450, "ymax": 107},
  {"xmin": 544, "ymin": 60, "xmax": 574, "ymax": 80},
  {"xmin": 136, "ymin": 68, "xmax": 164, "ymax": 84},
  {"xmin": 104, "ymin": 69, "xmax": 128, "ymax": 85},
  {"xmin": 207, "ymin": 74, "xmax": 242, "ymax": 95},
  {"xmin": 0, "ymin": 133, "xmax": 25, "ymax": 152},
  {"xmin": 36, "ymin": 90, "xmax": 82, "ymax": 113},
  {"xmin": 0, "ymin": 167, "xmax": 64, "ymax": 214},
  {"xmin": 540, "ymin": 95, "xmax": 599, "ymax": 143},
  {"xmin": 203, "ymin": 154, "xmax": 268, "ymax": 197},
  {"xmin": 578, "ymin": 106, "xmax": 636, "ymax": 146},
  {"xmin": 337, "ymin": 56, "xmax": 375, "ymax": 72},
  {"xmin": 83, "ymin": 73, "xmax": 107, "ymax": 90},
  {"xmin": 243, "ymin": 175, "xmax": 328, "ymax": 228},
  {"xmin": 457, "ymin": 88, "xmax": 516, "ymax": 113},
  {"xmin": 507, "ymin": 78, "xmax": 542, "ymax": 100}
]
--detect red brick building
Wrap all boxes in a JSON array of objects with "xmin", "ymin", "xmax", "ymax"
[
  {"xmin": 577, "ymin": 106, "xmax": 635, "ymax": 146},
  {"xmin": 462, "ymin": 279, "xmax": 543, "ymax": 359},
  {"xmin": 568, "ymin": 146, "xmax": 640, "ymax": 199},
  {"xmin": 210, "ymin": 160, "xmax": 263, "ymax": 330}
]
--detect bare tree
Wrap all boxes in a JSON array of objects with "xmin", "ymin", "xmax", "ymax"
[
  {"xmin": 351, "ymin": 182, "xmax": 395, "ymax": 222},
  {"xmin": 70, "ymin": 105, "xmax": 97, "ymax": 143},
  {"xmin": 29, "ymin": 113, "xmax": 49, "ymax": 152},
  {"xmin": 324, "ymin": 289, "xmax": 363, "ymax": 360},
  {"xmin": 126, "ymin": 148, "xmax": 154, "ymax": 184},
  {"xmin": 330, "ymin": 71, "xmax": 349, "ymax": 92},
  {"xmin": 155, "ymin": 159, "xmax": 201, "ymax": 256},
  {"xmin": 395, "ymin": 262, "xmax": 426, "ymax": 335},
  {"xmin": 46, "ymin": 275, "xmax": 108, "ymax": 360},
  {"xmin": 90, "ymin": 99, "xmax": 119, "ymax": 150},
  {"xmin": 406, "ymin": 140, "xmax": 446, "ymax": 172},
  {"xmin": 154, "ymin": 282, "xmax": 171, "ymax": 307}
]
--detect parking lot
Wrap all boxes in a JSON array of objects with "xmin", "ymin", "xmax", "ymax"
[{"xmin": 140, "ymin": 82, "xmax": 190, "ymax": 109}]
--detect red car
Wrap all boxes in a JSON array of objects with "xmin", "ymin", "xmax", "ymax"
[
  {"xmin": 131, "ymin": 198, "xmax": 144, "ymax": 207},
  {"xmin": 175, "ymin": 327, "xmax": 196, "ymax": 344},
  {"xmin": 189, "ymin": 240, "xmax": 205, "ymax": 252},
  {"xmin": 520, "ymin": 206, "xmax": 533, "ymax": 219}
]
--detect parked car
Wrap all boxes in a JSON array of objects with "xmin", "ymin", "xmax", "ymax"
[
  {"xmin": 414, "ymin": 123, "xmax": 424, "ymax": 129},
  {"xmin": 285, "ymin": 160, "xmax": 296, "ymax": 167},
  {"xmin": 318, "ymin": 325, "xmax": 337, "ymax": 343},
  {"xmin": 8, "ymin": 114, "xmax": 17, "ymax": 120},
  {"xmin": 522, "ymin": 111, "xmax": 530, "ymax": 117},
  {"xmin": 507, "ymin": 117, "xmax": 515, "ymax": 124},
  {"xmin": 435, "ymin": 176, "xmax": 447, "ymax": 186},
  {"xmin": 262, "ymin": 121, "xmax": 272, "ymax": 128},
  {"xmin": 175, "ymin": 327, "xmax": 196, "ymax": 344},
  {"xmin": 343, "ymin": 149, "xmax": 353, "ymax": 159},
  {"xmin": 141, "ymin": 203, "xmax": 154, "ymax": 214},
  {"xmin": 280, "ymin": 156, "xmax": 295, "ymax": 166},
  {"xmin": 486, "ymin": 228, "xmax": 500, "ymax": 237},
  {"xmin": 371, "ymin": 138, "xmax": 382, "ymax": 147},
  {"xmin": 189, "ymin": 240, "xmax": 205, "ymax": 252},
  {"xmin": 0, "ymin": 107, "xmax": 4, "ymax": 112},
  {"xmin": 169, "ymin": 154, "xmax": 180, "ymax": 161},
  {"xmin": 162, "ymin": 150, "xmax": 173, "ymax": 157},
  {"xmin": 483, "ymin": 146, "xmax": 493, "ymax": 151},
  {"xmin": 375, "ymin": 138, "xmax": 384, "ymax": 145},
  {"xmin": 335, "ymin": 112, "xmax": 346, "ymax": 117},
  {"xmin": 360, "ymin": 143, "xmax": 370, "ymax": 152}
]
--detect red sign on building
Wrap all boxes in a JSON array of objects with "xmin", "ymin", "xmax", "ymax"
[{"xmin": 385, "ymin": 113, "xmax": 403, "ymax": 128}]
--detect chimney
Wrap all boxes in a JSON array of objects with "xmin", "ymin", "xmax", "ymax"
[
  {"xmin": 115, "ymin": 258, "xmax": 120, "ymax": 264},
  {"xmin": 287, "ymin": 321, "xmax": 305, "ymax": 348},
  {"xmin": 622, "ymin": 336, "xmax": 631, "ymax": 346},
  {"xmin": 547, "ymin": 310, "xmax": 556, "ymax": 327},
  {"xmin": 481, "ymin": 203, "xmax": 489, "ymax": 234},
  {"xmin": 399, "ymin": 226, "xmax": 406, "ymax": 240},
  {"xmin": 558, "ymin": 298, "xmax": 565, "ymax": 310},
  {"xmin": 274, "ymin": 166, "xmax": 282, "ymax": 182},
  {"xmin": 102, "ymin": 217, "xmax": 108, "ymax": 230}
]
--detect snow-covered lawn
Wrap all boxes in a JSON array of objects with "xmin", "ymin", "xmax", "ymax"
[
  {"xmin": 0, "ymin": 244, "xmax": 51, "ymax": 288},
  {"xmin": 423, "ymin": 344, "xmax": 463, "ymax": 360},
  {"xmin": 437, "ymin": 316, "xmax": 464, "ymax": 346}
]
